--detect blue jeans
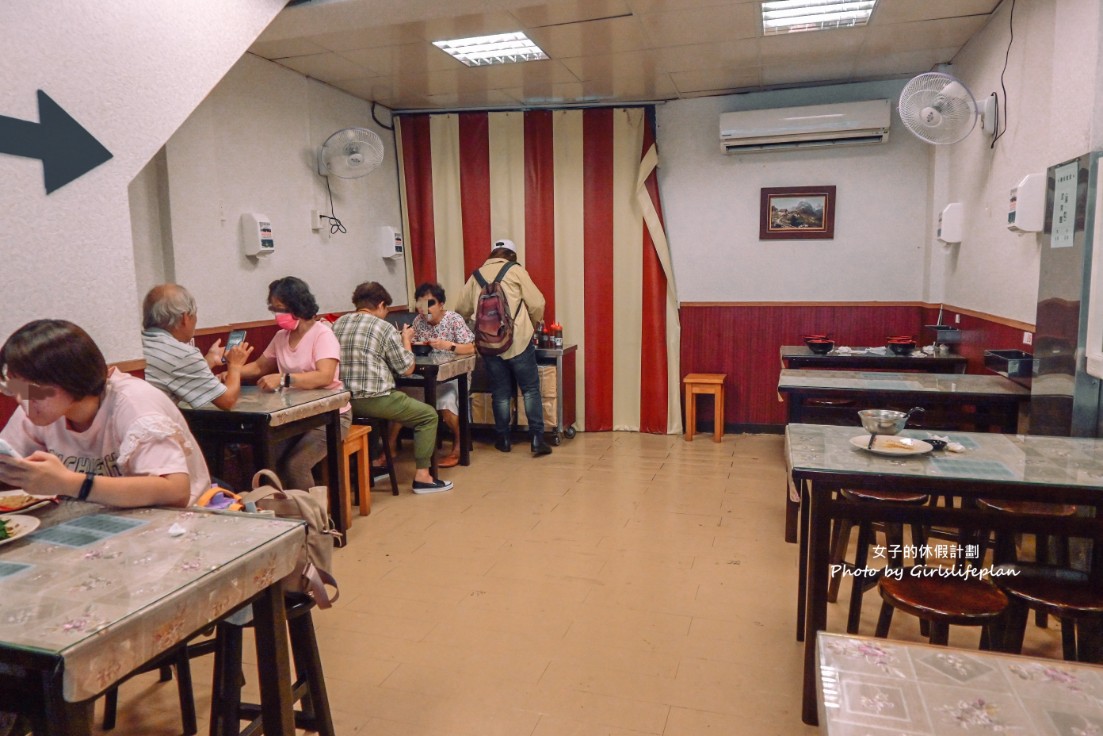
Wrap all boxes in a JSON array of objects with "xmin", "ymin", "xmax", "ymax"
[{"xmin": 483, "ymin": 343, "xmax": 544, "ymax": 436}]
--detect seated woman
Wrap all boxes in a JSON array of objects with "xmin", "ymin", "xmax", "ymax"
[
  {"xmin": 238, "ymin": 276, "xmax": 351, "ymax": 491},
  {"xmin": 387, "ymin": 282, "xmax": 475, "ymax": 468},
  {"xmin": 0, "ymin": 319, "xmax": 209, "ymax": 506}
]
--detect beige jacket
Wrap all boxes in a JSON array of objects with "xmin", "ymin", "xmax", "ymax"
[{"xmin": 455, "ymin": 257, "xmax": 546, "ymax": 360}]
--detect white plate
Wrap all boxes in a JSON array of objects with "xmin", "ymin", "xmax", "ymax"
[
  {"xmin": 0, "ymin": 515, "xmax": 40, "ymax": 546},
  {"xmin": 850, "ymin": 435, "xmax": 934, "ymax": 456},
  {"xmin": 0, "ymin": 490, "xmax": 54, "ymax": 514}
]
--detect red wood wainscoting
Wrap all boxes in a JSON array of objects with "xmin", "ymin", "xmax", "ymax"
[{"xmin": 680, "ymin": 302, "xmax": 1035, "ymax": 432}]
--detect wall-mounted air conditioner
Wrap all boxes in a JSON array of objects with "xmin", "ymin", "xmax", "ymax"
[{"xmin": 719, "ymin": 99, "xmax": 890, "ymax": 154}]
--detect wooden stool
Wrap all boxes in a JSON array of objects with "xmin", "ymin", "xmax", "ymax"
[
  {"xmin": 828, "ymin": 488, "xmax": 930, "ymax": 634},
  {"xmin": 683, "ymin": 373, "xmax": 726, "ymax": 442},
  {"xmin": 320, "ymin": 423, "xmax": 373, "ymax": 522},
  {"xmin": 996, "ymin": 564, "xmax": 1103, "ymax": 662},
  {"xmin": 210, "ymin": 594, "xmax": 335, "ymax": 736},
  {"xmin": 875, "ymin": 572, "xmax": 1008, "ymax": 647}
]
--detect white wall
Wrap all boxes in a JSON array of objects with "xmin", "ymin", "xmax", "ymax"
[
  {"xmin": 657, "ymin": 80, "xmax": 930, "ymax": 303},
  {"xmin": 142, "ymin": 54, "xmax": 404, "ymax": 326},
  {"xmin": 933, "ymin": 0, "xmax": 1101, "ymax": 325},
  {"xmin": 0, "ymin": 1, "xmax": 285, "ymax": 362}
]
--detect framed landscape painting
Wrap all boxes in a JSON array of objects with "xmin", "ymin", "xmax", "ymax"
[{"xmin": 760, "ymin": 185, "xmax": 836, "ymax": 240}]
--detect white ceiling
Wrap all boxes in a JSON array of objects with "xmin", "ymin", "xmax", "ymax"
[{"xmin": 250, "ymin": 0, "xmax": 1002, "ymax": 111}]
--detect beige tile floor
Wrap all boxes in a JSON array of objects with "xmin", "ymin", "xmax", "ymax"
[{"xmin": 98, "ymin": 431, "xmax": 1066, "ymax": 735}]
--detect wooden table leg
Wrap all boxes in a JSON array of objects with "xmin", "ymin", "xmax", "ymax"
[
  {"xmin": 253, "ymin": 585, "xmax": 294, "ymax": 736},
  {"xmin": 713, "ymin": 387, "xmax": 723, "ymax": 443},
  {"xmin": 458, "ymin": 373, "xmax": 471, "ymax": 466},
  {"xmin": 684, "ymin": 385, "xmax": 695, "ymax": 441},
  {"xmin": 324, "ymin": 411, "xmax": 346, "ymax": 538},
  {"xmin": 802, "ymin": 483, "xmax": 834, "ymax": 726},
  {"xmin": 424, "ymin": 372, "xmax": 439, "ymax": 478}
]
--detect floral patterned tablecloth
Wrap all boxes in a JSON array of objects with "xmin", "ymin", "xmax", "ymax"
[
  {"xmin": 818, "ymin": 632, "xmax": 1103, "ymax": 734},
  {"xmin": 0, "ymin": 503, "xmax": 303, "ymax": 702}
]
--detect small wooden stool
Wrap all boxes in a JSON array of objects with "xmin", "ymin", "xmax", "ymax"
[
  {"xmin": 322, "ymin": 424, "xmax": 372, "ymax": 522},
  {"xmin": 683, "ymin": 373, "xmax": 726, "ymax": 442}
]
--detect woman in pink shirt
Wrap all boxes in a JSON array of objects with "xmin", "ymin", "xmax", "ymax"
[
  {"xmin": 239, "ymin": 277, "xmax": 350, "ymax": 491},
  {"xmin": 0, "ymin": 320, "xmax": 210, "ymax": 506}
]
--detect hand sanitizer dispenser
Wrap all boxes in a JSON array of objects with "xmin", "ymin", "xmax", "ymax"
[
  {"xmin": 1008, "ymin": 173, "xmax": 1045, "ymax": 233},
  {"xmin": 241, "ymin": 213, "xmax": 274, "ymax": 257},
  {"xmin": 379, "ymin": 226, "xmax": 404, "ymax": 259}
]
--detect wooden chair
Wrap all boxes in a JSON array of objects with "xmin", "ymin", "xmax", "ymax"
[
  {"xmin": 320, "ymin": 423, "xmax": 373, "ymax": 522},
  {"xmin": 209, "ymin": 594, "xmax": 335, "ymax": 736},
  {"xmin": 682, "ymin": 373, "xmax": 725, "ymax": 442},
  {"xmin": 827, "ymin": 488, "xmax": 930, "ymax": 634},
  {"xmin": 101, "ymin": 644, "xmax": 198, "ymax": 734},
  {"xmin": 996, "ymin": 564, "xmax": 1103, "ymax": 663},
  {"xmin": 875, "ymin": 571, "xmax": 1008, "ymax": 648},
  {"xmin": 355, "ymin": 417, "xmax": 399, "ymax": 496}
]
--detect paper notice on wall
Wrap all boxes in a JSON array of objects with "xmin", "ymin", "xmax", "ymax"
[{"xmin": 1051, "ymin": 161, "xmax": 1078, "ymax": 248}]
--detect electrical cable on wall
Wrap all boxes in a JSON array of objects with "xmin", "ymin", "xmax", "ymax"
[
  {"xmin": 991, "ymin": 0, "xmax": 1015, "ymax": 148},
  {"xmin": 320, "ymin": 176, "xmax": 346, "ymax": 235}
]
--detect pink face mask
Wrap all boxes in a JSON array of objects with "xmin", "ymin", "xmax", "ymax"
[{"xmin": 274, "ymin": 312, "xmax": 300, "ymax": 331}]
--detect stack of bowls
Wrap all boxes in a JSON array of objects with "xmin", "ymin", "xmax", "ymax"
[{"xmin": 886, "ymin": 335, "xmax": 916, "ymax": 355}]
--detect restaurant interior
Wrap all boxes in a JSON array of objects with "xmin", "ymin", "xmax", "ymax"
[{"xmin": 3, "ymin": 1, "xmax": 1103, "ymax": 734}]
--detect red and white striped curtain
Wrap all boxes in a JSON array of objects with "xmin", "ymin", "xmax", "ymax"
[{"xmin": 396, "ymin": 107, "xmax": 680, "ymax": 434}]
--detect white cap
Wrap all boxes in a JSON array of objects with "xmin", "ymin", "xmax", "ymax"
[{"xmin": 493, "ymin": 239, "xmax": 517, "ymax": 253}]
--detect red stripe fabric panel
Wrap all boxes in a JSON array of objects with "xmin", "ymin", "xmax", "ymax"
[
  {"xmin": 638, "ymin": 113, "xmax": 668, "ymax": 434},
  {"xmin": 400, "ymin": 115, "xmax": 437, "ymax": 284},
  {"xmin": 583, "ymin": 108, "xmax": 615, "ymax": 431},
  {"xmin": 458, "ymin": 113, "xmax": 492, "ymax": 279},
  {"xmin": 524, "ymin": 110, "xmax": 556, "ymax": 324}
]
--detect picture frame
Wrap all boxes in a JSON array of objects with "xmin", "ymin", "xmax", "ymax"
[{"xmin": 760, "ymin": 185, "xmax": 836, "ymax": 240}]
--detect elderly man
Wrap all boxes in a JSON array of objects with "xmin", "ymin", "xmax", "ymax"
[
  {"xmin": 140, "ymin": 284, "xmax": 252, "ymax": 409},
  {"xmin": 333, "ymin": 281, "xmax": 453, "ymax": 494}
]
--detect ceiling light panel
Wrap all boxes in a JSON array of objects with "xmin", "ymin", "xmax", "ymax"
[
  {"xmin": 761, "ymin": 0, "xmax": 877, "ymax": 35},
  {"xmin": 434, "ymin": 31, "xmax": 549, "ymax": 67}
]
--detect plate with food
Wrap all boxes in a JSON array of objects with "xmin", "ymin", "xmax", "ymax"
[
  {"xmin": 850, "ymin": 435, "xmax": 934, "ymax": 456},
  {"xmin": 0, "ymin": 515, "xmax": 40, "ymax": 546},
  {"xmin": 0, "ymin": 490, "xmax": 55, "ymax": 514}
]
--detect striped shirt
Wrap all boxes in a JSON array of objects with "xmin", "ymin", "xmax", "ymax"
[
  {"xmin": 332, "ymin": 311, "xmax": 413, "ymax": 399},
  {"xmin": 141, "ymin": 328, "xmax": 226, "ymax": 407}
]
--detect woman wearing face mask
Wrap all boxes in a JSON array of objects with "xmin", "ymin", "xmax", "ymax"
[
  {"xmin": 238, "ymin": 276, "xmax": 351, "ymax": 490},
  {"xmin": 0, "ymin": 319, "xmax": 209, "ymax": 506},
  {"xmin": 389, "ymin": 282, "xmax": 475, "ymax": 467}
]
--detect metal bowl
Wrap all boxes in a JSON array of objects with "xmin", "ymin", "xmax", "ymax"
[{"xmin": 858, "ymin": 409, "xmax": 909, "ymax": 435}]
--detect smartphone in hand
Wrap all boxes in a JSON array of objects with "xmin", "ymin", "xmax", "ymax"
[
  {"xmin": 0, "ymin": 439, "xmax": 22, "ymax": 460},
  {"xmin": 222, "ymin": 330, "xmax": 247, "ymax": 364}
]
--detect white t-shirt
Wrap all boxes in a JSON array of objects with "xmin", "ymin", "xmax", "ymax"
[{"xmin": 0, "ymin": 371, "xmax": 211, "ymax": 504}]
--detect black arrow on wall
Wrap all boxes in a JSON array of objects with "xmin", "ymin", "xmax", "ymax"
[{"xmin": 0, "ymin": 90, "xmax": 113, "ymax": 194}]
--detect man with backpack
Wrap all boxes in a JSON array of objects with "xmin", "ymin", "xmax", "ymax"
[{"xmin": 455, "ymin": 239, "xmax": 553, "ymax": 457}]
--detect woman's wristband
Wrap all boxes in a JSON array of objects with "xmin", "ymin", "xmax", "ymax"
[{"xmin": 77, "ymin": 472, "xmax": 95, "ymax": 501}]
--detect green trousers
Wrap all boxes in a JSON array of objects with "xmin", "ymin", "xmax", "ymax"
[{"xmin": 351, "ymin": 391, "xmax": 438, "ymax": 469}]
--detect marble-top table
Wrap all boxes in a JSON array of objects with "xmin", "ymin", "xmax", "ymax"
[
  {"xmin": 787, "ymin": 423, "xmax": 1103, "ymax": 725},
  {"xmin": 181, "ymin": 386, "xmax": 352, "ymax": 535},
  {"xmin": 781, "ymin": 345, "xmax": 968, "ymax": 373},
  {"xmin": 397, "ymin": 352, "xmax": 476, "ymax": 472},
  {"xmin": 0, "ymin": 501, "xmax": 304, "ymax": 734},
  {"xmin": 818, "ymin": 632, "xmax": 1103, "ymax": 735}
]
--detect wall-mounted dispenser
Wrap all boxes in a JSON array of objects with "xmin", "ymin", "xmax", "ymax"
[
  {"xmin": 937, "ymin": 203, "xmax": 964, "ymax": 244},
  {"xmin": 241, "ymin": 213, "xmax": 274, "ymax": 257},
  {"xmin": 379, "ymin": 226, "xmax": 404, "ymax": 259},
  {"xmin": 1007, "ymin": 173, "xmax": 1045, "ymax": 233}
]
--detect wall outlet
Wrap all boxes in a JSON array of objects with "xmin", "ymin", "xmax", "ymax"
[
  {"xmin": 954, "ymin": 314, "xmax": 960, "ymax": 324},
  {"xmin": 1023, "ymin": 331, "xmax": 1033, "ymax": 346}
]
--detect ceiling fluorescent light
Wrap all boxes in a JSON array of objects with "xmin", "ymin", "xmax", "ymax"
[
  {"xmin": 762, "ymin": 0, "xmax": 876, "ymax": 35},
  {"xmin": 434, "ymin": 31, "xmax": 548, "ymax": 67}
]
